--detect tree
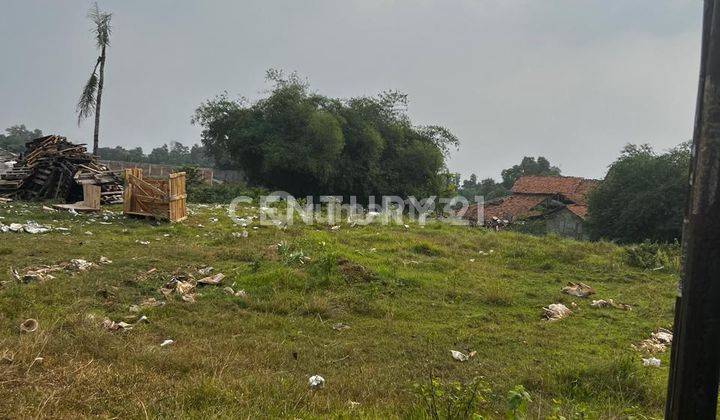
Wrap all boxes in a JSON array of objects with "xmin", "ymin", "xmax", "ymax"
[
  {"xmin": 586, "ymin": 142, "xmax": 690, "ymax": 243},
  {"xmin": 193, "ymin": 70, "xmax": 459, "ymax": 198},
  {"xmin": 0, "ymin": 125, "xmax": 43, "ymax": 153},
  {"xmin": 500, "ymin": 156, "xmax": 561, "ymax": 188},
  {"xmin": 76, "ymin": 3, "xmax": 112, "ymax": 157}
]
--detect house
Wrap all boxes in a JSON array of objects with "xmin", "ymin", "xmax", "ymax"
[{"xmin": 460, "ymin": 175, "xmax": 600, "ymax": 239}]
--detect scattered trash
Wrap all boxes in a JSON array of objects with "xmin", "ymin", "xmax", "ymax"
[
  {"xmin": 160, "ymin": 339, "xmax": 174, "ymax": 347},
  {"xmin": 197, "ymin": 266, "xmax": 214, "ymax": 276},
  {"xmin": 20, "ymin": 318, "xmax": 38, "ymax": 333},
  {"xmin": 561, "ymin": 282, "xmax": 595, "ymax": 298},
  {"xmin": 451, "ymin": 350, "xmax": 469, "ymax": 362},
  {"xmin": 642, "ymin": 357, "xmax": 661, "ymax": 367},
  {"xmin": 633, "ymin": 328, "xmax": 673, "ymax": 353},
  {"xmin": 223, "ymin": 286, "xmax": 247, "ymax": 297},
  {"xmin": 543, "ymin": 303, "xmax": 572, "ymax": 321},
  {"xmin": 68, "ymin": 259, "xmax": 96, "ymax": 271},
  {"xmin": 308, "ymin": 375, "xmax": 325, "ymax": 389},
  {"xmin": 0, "ymin": 221, "xmax": 51, "ymax": 234},
  {"xmin": 590, "ymin": 299, "xmax": 631, "ymax": 310},
  {"xmin": 332, "ymin": 323, "xmax": 351, "ymax": 331},
  {"xmin": 136, "ymin": 240, "xmax": 150, "ymax": 245},
  {"xmin": 99, "ymin": 256, "xmax": 113, "ymax": 265},
  {"xmin": 101, "ymin": 319, "xmax": 133, "ymax": 332},
  {"xmin": 1, "ymin": 349, "xmax": 14, "ymax": 364},
  {"xmin": 197, "ymin": 273, "xmax": 224, "ymax": 286}
]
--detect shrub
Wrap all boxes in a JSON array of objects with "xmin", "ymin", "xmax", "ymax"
[{"xmin": 624, "ymin": 241, "xmax": 680, "ymax": 271}]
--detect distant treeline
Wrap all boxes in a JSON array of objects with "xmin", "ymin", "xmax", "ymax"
[{"xmin": 0, "ymin": 125, "xmax": 213, "ymax": 167}]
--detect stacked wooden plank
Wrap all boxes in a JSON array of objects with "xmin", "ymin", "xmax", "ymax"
[{"xmin": 0, "ymin": 135, "xmax": 123, "ymax": 204}]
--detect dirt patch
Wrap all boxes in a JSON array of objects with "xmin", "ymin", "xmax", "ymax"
[{"xmin": 337, "ymin": 259, "xmax": 377, "ymax": 283}]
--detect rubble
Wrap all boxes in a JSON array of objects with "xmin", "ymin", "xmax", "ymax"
[
  {"xmin": 101, "ymin": 319, "xmax": 133, "ymax": 332},
  {"xmin": 543, "ymin": 303, "xmax": 572, "ymax": 321},
  {"xmin": 561, "ymin": 282, "xmax": 595, "ymax": 298},
  {"xmin": 0, "ymin": 135, "xmax": 123, "ymax": 204},
  {"xmin": 642, "ymin": 357, "xmax": 661, "ymax": 367},
  {"xmin": 0, "ymin": 221, "xmax": 51, "ymax": 234},
  {"xmin": 197, "ymin": 273, "xmax": 224, "ymax": 286},
  {"xmin": 11, "ymin": 257, "xmax": 104, "ymax": 283},
  {"xmin": 633, "ymin": 328, "xmax": 673, "ymax": 353}
]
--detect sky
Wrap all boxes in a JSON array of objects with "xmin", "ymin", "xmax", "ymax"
[{"xmin": 0, "ymin": 0, "xmax": 703, "ymax": 181}]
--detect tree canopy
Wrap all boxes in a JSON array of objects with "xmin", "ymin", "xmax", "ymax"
[
  {"xmin": 0, "ymin": 125, "xmax": 43, "ymax": 154},
  {"xmin": 586, "ymin": 143, "xmax": 690, "ymax": 243},
  {"xmin": 193, "ymin": 70, "xmax": 459, "ymax": 198}
]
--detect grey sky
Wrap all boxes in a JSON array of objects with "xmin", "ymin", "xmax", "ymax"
[{"xmin": 0, "ymin": 1, "xmax": 702, "ymax": 181}]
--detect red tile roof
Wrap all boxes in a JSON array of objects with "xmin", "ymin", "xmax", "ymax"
[
  {"xmin": 511, "ymin": 176, "xmax": 599, "ymax": 205},
  {"xmin": 460, "ymin": 194, "xmax": 549, "ymax": 224},
  {"xmin": 566, "ymin": 204, "xmax": 588, "ymax": 219}
]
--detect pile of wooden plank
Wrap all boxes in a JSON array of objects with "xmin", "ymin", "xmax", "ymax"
[{"xmin": 0, "ymin": 135, "xmax": 123, "ymax": 204}]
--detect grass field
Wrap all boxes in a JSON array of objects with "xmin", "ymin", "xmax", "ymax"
[{"xmin": 0, "ymin": 201, "xmax": 677, "ymax": 418}]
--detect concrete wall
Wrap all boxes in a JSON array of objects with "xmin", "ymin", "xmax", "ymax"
[{"xmin": 100, "ymin": 160, "xmax": 214, "ymax": 184}]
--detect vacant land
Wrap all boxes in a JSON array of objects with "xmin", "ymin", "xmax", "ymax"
[{"xmin": 0, "ymin": 202, "xmax": 675, "ymax": 418}]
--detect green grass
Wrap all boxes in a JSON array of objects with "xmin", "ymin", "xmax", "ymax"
[{"xmin": 0, "ymin": 202, "xmax": 676, "ymax": 418}]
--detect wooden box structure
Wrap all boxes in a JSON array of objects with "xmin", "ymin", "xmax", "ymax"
[
  {"xmin": 123, "ymin": 168, "xmax": 187, "ymax": 222},
  {"xmin": 53, "ymin": 184, "xmax": 101, "ymax": 212}
]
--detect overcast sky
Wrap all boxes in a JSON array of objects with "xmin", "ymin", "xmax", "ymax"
[{"xmin": 0, "ymin": 1, "xmax": 702, "ymax": 180}]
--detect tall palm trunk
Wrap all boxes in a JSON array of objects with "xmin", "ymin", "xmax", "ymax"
[{"xmin": 93, "ymin": 46, "xmax": 106, "ymax": 157}]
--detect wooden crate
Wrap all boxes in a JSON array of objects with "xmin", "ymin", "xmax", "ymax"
[{"xmin": 123, "ymin": 168, "xmax": 187, "ymax": 222}]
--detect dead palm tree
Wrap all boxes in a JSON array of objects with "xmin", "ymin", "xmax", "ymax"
[{"xmin": 77, "ymin": 3, "xmax": 112, "ymax": 157}]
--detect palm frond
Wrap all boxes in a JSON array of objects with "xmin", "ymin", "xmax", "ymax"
[
  {"xmin": 88, "ymin": 3, "xmax": 112, "ymax": 48},
  {"xmin": 76, "ymin": 72, "xmax": 98, "ymax": 125}
]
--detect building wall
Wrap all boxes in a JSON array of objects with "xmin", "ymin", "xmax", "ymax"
[{"xmin": 545, "ymin": 208, "xmax": 586, "ymax": 240}]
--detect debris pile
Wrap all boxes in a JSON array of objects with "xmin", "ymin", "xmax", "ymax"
[
  {"xmin": 10, "ymin": 258, "xmax": 103, "ymax": 283},
  {"xmin": 159, "ymin": 269, "xmax": 226, "ymax": 303},
  {"xmin": 633, "ymin": 328, "xmax": 673, "ymax": 353},
  {"xmin": 0, "ymin": 135, "xmax": 123, "ymax": 204},
  {"xmin": 542, "ymin": 303, "xmax": 572, "ymax": 321},
  {"xmin": 561, "ymin": 282, "xmax": 595, "ymax": 298},
  {"xmin": 590, "ymin": 299, "xmax": 632, "ymax": 310}
]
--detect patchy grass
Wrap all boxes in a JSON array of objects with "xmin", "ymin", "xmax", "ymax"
[{"xmin": 0, "ymin": 201, "xmax": 677, "ymax": 418}]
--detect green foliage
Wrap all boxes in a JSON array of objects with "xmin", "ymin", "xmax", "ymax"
[
  {"xmin": 97, "ymin": 141, "xmax": 213, "ymax": 166},
  {"xmin": 624, "ymin": 241, "xmax": 680, "ymax": 271},
  {"xmin": 501, "ymin": 156, "xmax": 561, "ymax": 189},
  {"xmin": 187, "ymin": 182, "xmax": 259, "ymax": 204},
  {"xmin": 413, "ymin": 377, "xmax": 491, "ymax": 419},
  {"xmin": 192, "ymin": 69, "xmax": 459, "ymax": 198},
  {"xmin": 0, "ymin": 125, "xmax": 42, "ymax": 153},
  {"xmin": 458, "ymin": 174, "xmax": 509, "ymax": 202},
  {"xmin": 506, "ymin": 385, "xmax": 532, "ymax": 419},
  {"xmin": 587, "ymin": 143, "xmax": 690, "ymax": 243}
]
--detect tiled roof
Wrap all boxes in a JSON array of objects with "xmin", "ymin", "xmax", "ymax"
[
  {"xmin": 460, "ymin": 194, "xmax": 549, "ymax": 223},
  {"xmin": 566, "ymin": 204, "xmax": 588, "ymax": 219},
  {"xmin": 511, "ymin": 176, "xmax": 599, "ymax": 205}
]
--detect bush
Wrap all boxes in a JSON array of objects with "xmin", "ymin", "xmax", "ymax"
[
  {"xmin": 187, "ymin": 183, "xmax": 262, "ymax": 204},
  {"xmin": 624, "ymin": 241, "xmax": 680, "ymax": 271}
]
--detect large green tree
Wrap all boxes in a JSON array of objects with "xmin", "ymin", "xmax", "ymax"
[
  {"xmin": 586, "ymin": 143, "xmax": 690, "ymax": 243},
  {"xmin": 0, "ymin": 125, "xmax": 43, "ymax": 154},
  {"xmin": 192, "ymin": 70, "xmax": 458, "ymax": 198},
  {"xmin": 500, "ymin": 156, "xmax": 561, "ymax": 188}
]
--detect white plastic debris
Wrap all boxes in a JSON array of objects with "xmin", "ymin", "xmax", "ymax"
[
  {"xmin": 20, "ymin": 318, "xmax": 38, "ymax": 333},
  {"xmin": 590, "ymin": 299, "xmax": 631, "ymax": 310},
  {"xmin": 99, "ymin": 256, "xmax": 113, "ymax": 265},
  {"xmin": 308, "ymin": 375, "xmax": 325, "ymax": 389},
  {"xmin": 160, "ymin": 339, "xmax": 174, "ymax": 347},
  {"xmin": 642, "ymin": 357, "xmax": 661, "ymax": 367},
  {"xmin": 543, "ymin": 303, "xmax": 572, "ymax": 321},
  {"xmin": 198, "ymin": 273, "xmax": 224, "ymax": 285},
  {"xmin": 197, "ymin": 266, "xmax": 214, "ymax": 276},
  {"xmin": 451, "ymin": 350, "xmax": 469, "ymax": 362}
]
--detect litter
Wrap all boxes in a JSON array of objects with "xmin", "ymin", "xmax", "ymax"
[
  {"xmin": 197, "ymin": 273, "xmax": 224, "ymax": 285},
  {"xmin": 223, "ymin": 287, "xmax": 247, "ymax": 297},
  {"xmin": 101, "ymin": 319, "xmax": 133, "ymax": 332},
  {"xmin": 20, "ymin": 318, "xmax": 38, "ymax": 333},
  {"xmin": 160, "ymin": 339, "xmax": 174, "ymax": 347},
  {"xmin": 197, "ymin": 266, "xmax": 214, "ymax": 276},
  {"xmin": 543, "ymin": 303, "xmax": 572, "ymax": 321},
  {"xmin": 561, "ymin": 282, "xmax": 595, "ymax": 298},
  {"xmin": 68, "ymin": 259, "xmax": 96, "ymax": 271},
  {"xmin": 590, "ymin": 299, "xmax": 631, "ymax": 310},
  {"xmin": 451, "ymin": 350, "xmax": 469, "ymax": 362},
  {"xmin": 99, "ymin": 256, "xmax": 112, "ymax": 265},
  {"xmin": 642, "ymin": 357, "xmax": 661, "ymax": 367},
  {"xmin": 633, "ymin": 328, "xmax": 673, "ymax": 353},
  {"xmin": 308, "ymin": 375, "xmax": 325, "ymax": 389},
  {"xmin": 332, "ymin": 323, "xmax": 351, "ymax": 331},
  {"xmin": 0, "ymin": 221, "xmax": 51, "ymax": 234}
]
